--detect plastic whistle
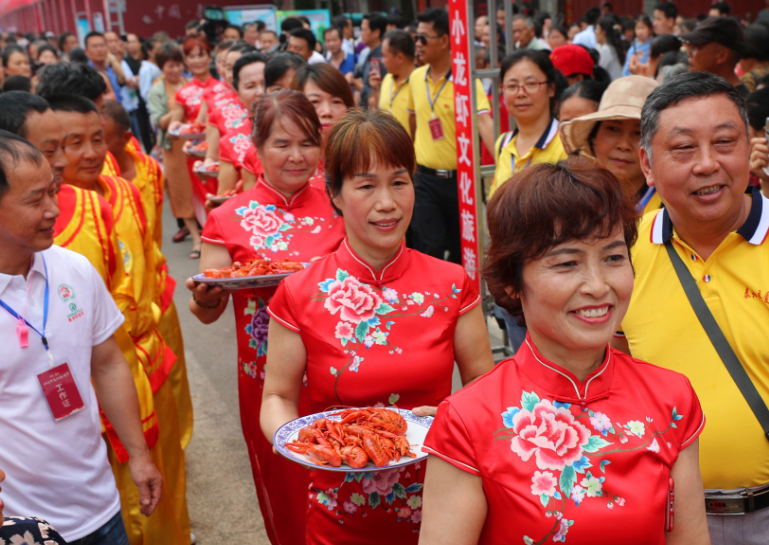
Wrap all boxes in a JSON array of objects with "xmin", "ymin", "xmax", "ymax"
[{"xmin": 17, "ymin": 319, "xmax": 29, "ymax": 348}]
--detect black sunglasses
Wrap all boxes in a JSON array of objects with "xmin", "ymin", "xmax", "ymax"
[{"xmin": 414, "ymin": 33, "xmax": 444, "ymax": 45}]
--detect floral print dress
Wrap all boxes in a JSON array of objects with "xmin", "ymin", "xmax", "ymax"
[
  {"xmin": 219, "ymin": 119, "xmax": 253, "ymax": 175},
  {"xmin": 201, "ymin": 178, "xmax": 345, "ymax": 545},
  {"xmin": 1, "ymin": 517, "xmax": 66, "ymax": 545},
  {"xmin": 268, "ymin": 240, "xmax": 481, "ymax": 545},
  {"xmin": 423, "ymin": 336, "xmax": 705, "ymax": 545}
]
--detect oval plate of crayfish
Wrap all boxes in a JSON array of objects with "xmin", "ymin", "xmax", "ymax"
[{"xmin": 274, "ymin": 407, "xmax": 434, "ymax": 472}]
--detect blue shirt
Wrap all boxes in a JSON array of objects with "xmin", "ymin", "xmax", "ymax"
[
  {"xmin": 622, "ymin": 39, "xmax": 652, "ymax": 77},
  {"xmin": 327, "ymin": 52, "xmax": 356, "ymax": 75},
  {"xmin": 572, "ymin": 26, "xmax": 597, "ymax": 50},
  {"xmin": 89, "ymin": 60, "xmax": 122, "ymax": 104}
]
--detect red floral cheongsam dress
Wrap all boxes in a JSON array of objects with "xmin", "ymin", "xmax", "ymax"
[
  {"xmin": 175, "ymin": 76, "xmax": 220, "ymax": 214},
  {"xmin": 208, "ymin": 99, "xmax": 249, "ymax": 137},
  {"xmin": 203, "ymin": 80, "xmax": 237, "ymax": 114},
  {"xmin": 424, "ymin": 336, "xmax": 705, "ymax": 545},
  {"xmin": 242, "ymin": 146, "xmax": 263, "ymax": 180},
  {"xmin": 219, "ymin": 119, "xmax": 254, "ymax": 175},
  {"xmin": 268, "ymin": 240, "xmax": 481, "ymax": 545},
  {"xmin": 201, "ymin": 178, "xmax": 345, "ymax": 545}
]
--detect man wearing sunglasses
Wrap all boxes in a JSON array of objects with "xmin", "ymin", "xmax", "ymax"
[{"xmin": 407, "ymin": 8, "xmax": 494, "ymax": 265}]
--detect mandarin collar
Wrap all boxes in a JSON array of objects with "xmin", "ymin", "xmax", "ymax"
[
  {"xmin": 516, "ymin": 334, "xmax": 614, "ymax": 405},
  {"xmin": 253, "ymin": 177, "xmax": 311, "ymax": 209},
  {"xmin": 337, "ymin": 239, "xmax": 410, "ymax": 287}
]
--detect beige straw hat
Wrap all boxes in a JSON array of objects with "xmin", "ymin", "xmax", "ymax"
[{"xmin": 560, "ymin": 76, "xmax": 659, "ymax": 158}]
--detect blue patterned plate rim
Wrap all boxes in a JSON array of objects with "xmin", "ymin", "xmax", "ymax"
[{"xmin": 274, "ymin": 408, "xmax": 434, "ymax": 473}]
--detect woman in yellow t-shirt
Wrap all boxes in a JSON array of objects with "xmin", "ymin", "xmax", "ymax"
[{"xmin": 489, "ymin": 50, "xmax": 568, "ymax": 199}]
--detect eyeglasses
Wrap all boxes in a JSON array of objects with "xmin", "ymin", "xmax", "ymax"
[
  {"xmin": 503, "ymin": 81, "xmax": 548, "ymax": 94},
  {"xmin": 414, "ymin": 33, "xmax": 444, "ymax": 45}
]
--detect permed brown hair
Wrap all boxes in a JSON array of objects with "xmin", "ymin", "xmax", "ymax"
[
  {"xmin": 483, "ymin": 157, "xmax": 638, "ymax": 324},
  {"xmin": 324, "ymin": 109, "xmax": 416, "ymax": 214},
  {"xmin": 290, "ymin": 63, "xmax": 355, "ymax": 108},
  {"xmin": 252, "ymin": 89, "xmax": 321, "ymax": 149},
  {"xmin": 182, "ymin": 35, "xmax": 212, "ymax": 57}
]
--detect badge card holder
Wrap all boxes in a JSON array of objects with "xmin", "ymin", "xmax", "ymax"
[
  {"xmin": 37, "ymin": 354, "xmax": 86, "ymax": 422},
  {"xmin": 428, "ymin": 117, "xmax": 445, "ymax": 141}
]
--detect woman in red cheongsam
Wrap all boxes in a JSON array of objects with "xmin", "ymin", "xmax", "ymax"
[
  {"xmin": 217, "ymin": 52, "xmax": 267, "ymax": 197},
  {"xmin": 261, "ymin": 110, "xmax": 495, "ymax": 545},
  {"xmin": 291, "ymin": 64, "xmax": 354, "ymax": 190},
  {"xmin": 168, "ymin": 36, "xmax": 220, "ymax": 234},
  {"xmin": 419, "ymin": 160, "xmax": 710, "ymax": 545},
  {"xmin": 186, "ymin": 90, "xmax": 345, "ymax": 545}
]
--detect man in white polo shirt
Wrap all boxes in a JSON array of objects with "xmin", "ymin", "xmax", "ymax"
[{"xmin": 0, "ymin": 131, "xmax": 162, "ymax": 544}]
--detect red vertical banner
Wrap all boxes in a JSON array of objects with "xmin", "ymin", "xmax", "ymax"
[{"xmin": 449, "ymin": 0, "xmax": 481, "ymax": 289}]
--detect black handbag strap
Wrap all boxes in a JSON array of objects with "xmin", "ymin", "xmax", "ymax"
[{"xmin": 665, "ymin": 240, "xmax": 769, "ymax": 440}]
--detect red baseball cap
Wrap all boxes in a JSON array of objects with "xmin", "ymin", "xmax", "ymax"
[{"xmin": 550, "ymin": 44, "xmax": 594, "ymax": 77}]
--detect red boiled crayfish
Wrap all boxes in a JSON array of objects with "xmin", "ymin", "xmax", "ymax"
[{"xmin": 288, "ymin": 410, "xmax": 416, "ymax": 469}]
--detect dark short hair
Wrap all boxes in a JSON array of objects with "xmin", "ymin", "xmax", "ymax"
[
  {"xmin": 332, "ymin": 15, "xmax": 351, "ymax": 29},
  {"xmin": 36, "ymin": 63, "xmax": 107, "ymax": 102},
  {"xmin": 227, "ymin": 41, "xmax": 257, "ymax": 55},
  {"xmin": 84, "ymin": 31, "xmax": 105, "ymax": 48},
  {"xmin": 233, "ymin": 52, "xmax": 267, "ymax": 90},
  {"xmin": 280, "ymin": 17, "xmax": 304, "ymax": 33},
  {"xmin": 291, "ymin": 63, "xmax": 354, "ymax": 108},
  {"xmin": 654, "ymin": 2, "xmax": 677, "ymax": 20},
  {"xmin": 501, "ymin": 50, "xmax": 564, "ymax": 115},
  {"xmin": 743, "ymin": 24, "xmax": 769, "ymax": 62},
  {"xmin": 0, "ymin": 91, "xmax": 50, "ymax": 138},
  {"xmin": 640, "ymin": 72, "xmax": 749, "ymax": 162},
  {"xmin": 383, "ymin": 30, "xmax": 415, "ymax": 59},
  {"xmin": 102, "ymin": 99, "xmax": 131, "ymax": 131},
  {"xmin": 68, "ymin": 47, "xmax": 88, "ymax": 64},
  {"xmin": 2, "ymin": 45, "xmax": 27, "ymax": 68},
  {"xmin": 252, "ymin": 89, "xmax": 321, "ymax": 149},
  {"xmin": 323, "ymin": 27, "xmax": 342, "ymax": 41},
  {"xmin": 386, "ymin": 15, "xmax": 406, "ymax": 29},
  {"xmin": 483, "ymin": 158, "xmax": 638, "ymax": 323},
  {"xmin": 36, "ymin": 43, "xmax": 58, "ymax": 61},
  {"xmin": 155, "ymin": 42, "xmax": 184, "ymax": 70},
  {"xmin": 0, "ymin": 130, "xmax": 44, "ymax": 200},
  {"xmin": 3, "ymin": 76, "xmax": 31, "ymax": 93},
  {"xmin": 325, "ymin": 109, "xmax": 415, "ymax": 215},
  {"xmin": 584, "ymin": 7, "xmax": 601, "ymax": 26},
  {"xmin": 47, "ymin": 93, "xmax": 100, "ymax": 116},
  {"xmin": 289, "ymin": 28, "xmax": 317, "ymax": 51},
  {"xmin": 558, "ymin": 79, "xmax": 609, "ymax": 116},
  {"xmin": 185, "ymin": 19, "xmax": 200, "ymax": 31},
  {"xmin": 416, "ymin": 8, "xmax": 449, "ymax": 36},
  {"xmin": 650, "ymin": 34, "xmax": 682, "ymax": 61},
  {"xmin": 256, "ymin": 21, "xmax": 266, "ymax": 31},
  {"xmin": 747, "ymin": 88, "xmax": 769, "ymax": 131},
  {"xmin": 58, "ymin": 31, "xmax": 76, "ymax": 50},
  {"xmin": 711, "ymin": 2, "xmax": 730, "ymax": 16},
  {"xmin": 224, "ymin": 24, "xmax": 243, "ymax": 38},
  {"xmin": 265, "ymin": 52, "xmax": 306, "ymax": 88},
  {"xmin": 549, "ymin": 25, "xmax": 569, "ymax": 42},
  {"xmin": 364, "ymin": 13, "xmax": 389, "ymax": 38}
]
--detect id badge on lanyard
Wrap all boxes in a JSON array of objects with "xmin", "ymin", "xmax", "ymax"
[
  {"xmin": 426, "ymin": 70, "xmax": 450, "ymax": 141},
  {"xmin": 0, "ymin": 255, "xmax": 85, "ymax": 421}
]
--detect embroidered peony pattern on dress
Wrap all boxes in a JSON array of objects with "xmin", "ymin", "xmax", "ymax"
[
  {"xmin": 495, "ymin": 391, "xmax": 685, "ymax": 544},
  {"xmin": 235, "ymin": 200, "xmax": 325, "ymax": 254},
  {"xmin": 314, "ymin": 268, "xmax": 462, "ymax": 404}
]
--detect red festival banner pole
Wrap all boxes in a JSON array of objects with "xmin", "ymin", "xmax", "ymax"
[{"xmin": 449, "ymin": 0, "xmax": 482, "ymax": 289}]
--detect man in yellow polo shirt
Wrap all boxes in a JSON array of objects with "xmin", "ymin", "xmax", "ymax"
[
  {"xmin": 615, "ymin": 72, "xmax": 769, "ymax": 543},
  {"xmin": 372, "ymin": 29, "xmax": 415, "ymax": 136},
  {"xmin": 407, "ymin": 8, "xmax": 494, "ymax": 264}
]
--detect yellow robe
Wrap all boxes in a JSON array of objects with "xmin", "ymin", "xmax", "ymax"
[
  {"xmin": 127, "ymin": 144, "xmax": 194, "ymax": 449},
  {"xmin": 54, "ymin": 184, "xmax": 189, "ymax": 543},
  {"xmin": 97, "ymin": 174, "xmax": 191, "ymax": 545}
]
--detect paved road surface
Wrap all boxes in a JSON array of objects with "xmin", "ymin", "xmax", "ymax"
[
  {"xmin": 161, "ymin": 201, "xmax": 505, "ymax": 543},
  {"xmin": 161, "ymin": 205, "xmax": 270, "ymax": 544}
]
